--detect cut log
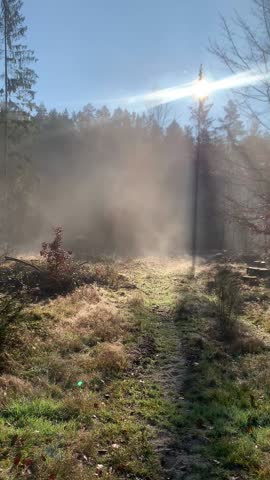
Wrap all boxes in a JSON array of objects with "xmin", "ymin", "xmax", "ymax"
[
  {"xmin": 242, "ymin": 275, "xmax": 259, "ymax": 286},
  {"xmin": 253, "ymin": 260, "xmax": 266, "ymax": 267},
  {"xmin": 247, "ymin": 267, "xmax": 270, "ymax": 278}
]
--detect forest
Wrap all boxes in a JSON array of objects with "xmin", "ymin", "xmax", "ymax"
[
  {"xmin": 1, "ymin": 88, "xmax": 270, "ymax": 258},
  {"xmin": 0, "ymin": 1, "xmax": 270, "ymax": 480}
]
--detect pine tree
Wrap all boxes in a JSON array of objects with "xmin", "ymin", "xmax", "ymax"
[
  {"xmin": 190, "ymin": 96, "xmax": 213, "ymax": 145},
  {"xmin": 0, "ymin": 0, "xmax": 38, "ymax": 244},
  {"xmin": 0, "ymin": 0, "xmax": 37, "ymax": 114},
  {"xmin": 166, "ymin": 119, "xmax": 183, "ymax": 139},
  {"xmin": 219, "ymin": 100, "xmax": 245, "ymax": 145}
]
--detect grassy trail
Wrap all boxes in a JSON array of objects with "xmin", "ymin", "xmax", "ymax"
[
  {"xmin": 128, "ymin": 258, "xmax": 270, "ymax": 480},
  {"xmin": 0, "ymin": 257, "xmax": 189, "ymax": 480},
  {"xmin": 1, "ymin": 257, "xmax": 270, "ymax": 480}
]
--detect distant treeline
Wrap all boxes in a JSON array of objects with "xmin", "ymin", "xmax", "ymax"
[{"xmin": 0, "ymin": 101, "xmax": 269, "ymax": 256}]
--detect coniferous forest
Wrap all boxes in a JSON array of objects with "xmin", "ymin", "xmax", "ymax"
[{"xmin": 0, "ymin": 0, "xmax": 269, "ymax": 258}]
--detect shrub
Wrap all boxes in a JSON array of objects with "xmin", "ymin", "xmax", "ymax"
[
  {"xmin": 92, "ymin": 263, "xmax": 119, "ymax": 287},
  {"xmin": 214, "ymin": 266, "xmax": 242, "ymax": 337},
  {"xmin": 40, "ymin": 227, "xmax": 74, "ymax": 289}
]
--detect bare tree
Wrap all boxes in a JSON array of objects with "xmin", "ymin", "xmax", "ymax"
[
  {"xmin": 149, "ymin": 103, "xmax": 172, "ymax": 130},
  {"xmin": 210, "ymin": 4, "xmax": 270, "ymax": 255},
  {"xmin": 209, "ymin": 0, "xmax": 270, "ymax": 130}
]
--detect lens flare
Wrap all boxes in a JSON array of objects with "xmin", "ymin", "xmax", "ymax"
[
  {"xmin": 124, "ymin": 69, "xmax": 270, "ymax": 108},
  {"xmin": 193, "ymin": 78, "xmax": 211, "ymax": 99}
]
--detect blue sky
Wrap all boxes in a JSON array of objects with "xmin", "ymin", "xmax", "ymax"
[{"xmin": 23, "ymin": 0, "xmax": 252, "ymax": 120}]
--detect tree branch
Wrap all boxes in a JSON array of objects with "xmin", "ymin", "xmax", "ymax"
[{"xmin": 5, "ymin": 256, "xmax": 43, "ymax": 273}]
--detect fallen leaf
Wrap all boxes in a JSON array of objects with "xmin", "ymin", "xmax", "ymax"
[{"xmin": 13, "ymin": 455, "xmax": 21, "ymax": 466}]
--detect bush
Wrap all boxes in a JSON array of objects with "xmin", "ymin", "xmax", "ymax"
[
  {"xmin": 40, "ymin": 227, "xmax": 79, "ymax": 292},
  {"xmin": 92, "ymin": 262, "xmax": 119, "ymax": 287},
  {"xmin": 214, "ymin": 266, "xmax": 242, "ymax": 337},
  {"xmin": 40, "ymin": 227, "xmax": 75, "ymax": 290}
]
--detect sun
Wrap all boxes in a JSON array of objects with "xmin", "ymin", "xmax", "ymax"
[{"xmin": 193, "ymin": 78, "xmax": 211, "ymax": 99}]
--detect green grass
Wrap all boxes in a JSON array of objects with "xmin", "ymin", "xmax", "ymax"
[
  {"xmin": 175, "ymin": 266, "xmax": 270, "ymax": 479},
  {"xmin": 2, "ymin": 257, "xmax": 269, "ymax": 479},
  {"xmin": 0, "ymin": 258, "xmax": 185, "ymax": 479}
]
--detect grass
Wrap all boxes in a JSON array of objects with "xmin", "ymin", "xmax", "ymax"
[
  {"xmin": 1, "ymin": 256, "xmax": 269, "ymax": 479},
  {"xmin": 0, "ymin": 257, "xmax": 186, "ymax": 480},
  {"xmin": 175, "ymin": 263, "xmax": 270, "ymax": 479}
]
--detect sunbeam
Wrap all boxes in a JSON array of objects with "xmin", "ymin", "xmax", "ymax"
[{"xmin": 123, "ymin": 69, "xmax": 270, "ymax": 108}]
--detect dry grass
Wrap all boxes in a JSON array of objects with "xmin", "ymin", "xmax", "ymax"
[
  {"xmin": 74, "ymin": 430, "xmax": 98, "ymax": 459},
  {"xmin": 68, "ymin": 285, "xmax": 101, "ymax": 305},
  {"xmin": 92, "ymin": 263, "xmax": 119, "ymax": 287},
  {"xmin": 241, "ymin": 353, "xmax": 270, "ymax": 392},
  {"xmin": 45, "ymin": 354, "xmax": 88, "ymax": 387},
  {"xmin": 245, "ymin": 302, "xmax": 270, "ymax": 332},
  {"xmin": 230, "ymin": 332, "xmax": 265, "ymax": 354},
  {"xmin": 62, "ymin": 391, "xmax": 101, "ymax": 418},
  {"xmin": 128, "ymin": 292, "xmax": 144, "ymax": 309},
  {"xmin": 50, "ymin": 300, "xmax": 125, "ymax": 357},
  {"xmin": 0, "ymin": 257, "xmax": 185, "ymax": 480},
  {"xmin": 94, "ymin": 342, "xmax": 128, "ymax": 375},
  {"xmin": 76, "ymin": 302, "xmax": 125, "ymax": 342},
  {"xmin": 0, "ymin": 374, "xmax": 33, "ymax": 404}
]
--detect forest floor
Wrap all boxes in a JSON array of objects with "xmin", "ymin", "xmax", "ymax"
[{"xmin": 0, "ymin": 256, "xmax": 270, "ymax": 480}]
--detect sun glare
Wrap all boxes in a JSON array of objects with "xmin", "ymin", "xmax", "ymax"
[
  {"xmin": 193, "ymin": 78, "xmax": 211, "ymax": 99},
  {"xmin": 122, "ymin": 68, "xmax": 270, "ymax": 109}
]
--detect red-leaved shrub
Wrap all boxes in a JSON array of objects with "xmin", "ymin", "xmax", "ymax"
[{"xmin": 40, "ymin": 227, "xmax": 73, "ymax": 282}]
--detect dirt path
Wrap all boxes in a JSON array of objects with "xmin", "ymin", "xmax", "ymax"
[{"xmin": 122, "ymin": 258, "xmax": 207, "ymax": 480}]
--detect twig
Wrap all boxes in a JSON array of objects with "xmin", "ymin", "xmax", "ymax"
[
  {"xmin": 78, "ymin": 261, "xmax": 89, "ymax": 267},
  {"xmin": 5, "ymin": 256, "xmax": 43, "ymax": 273}
]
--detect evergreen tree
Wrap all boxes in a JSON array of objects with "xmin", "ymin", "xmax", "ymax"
[
  {"xmin": 190, "ymin": 96, "xmax": 213, "ymax": 145},
  {"xmin": 219, "ymin": 100, "xmax": 245, "ymax": 145},
  {"xmin": 0, "ymin": 0, "xmax": 37, "ymax": 111},
  {"xmin": 166, "ymin": 119, "xmax": 183, "ymax": 139},
  {"xmin": 0, "ymin": 0, "xmax": 37, "ymax": 244}
]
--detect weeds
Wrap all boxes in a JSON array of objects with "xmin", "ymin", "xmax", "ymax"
[
  {"xmin": 4, "ymin": 257, "xmax": 268, "ymax": 479},
  {"xmin": 177, "ymin": 265, "xmax": 270, "ymax": 479},
  {"xmin": 94, "ymin": 343, "xmax": 128, "ymax": 375},
  {"xmin": 0, "ymin": 258, "xmax": 175, "ymax": 480},
  {"xmin": 0, "ymin": 295, "xmax": 23, "ymax": 370},
  {"xmin": 92, "ymin": 263, "xmax": 119, "ymax": 288},
  {"xmin": 214, "ymin": 266, "xmax": 242, "ymax": 337}
]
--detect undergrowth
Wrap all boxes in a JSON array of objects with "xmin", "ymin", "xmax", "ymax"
[
  {"xmin": 1, "ymin": 257, "xmax": 268, "ymax": 479},
  {"xmin": 176, "ymin": 264, "xmax": 270, "ymax": 479},
  {"xmin": 0, "ymin": 258, "xmax": 182, "ymax": 480}
]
